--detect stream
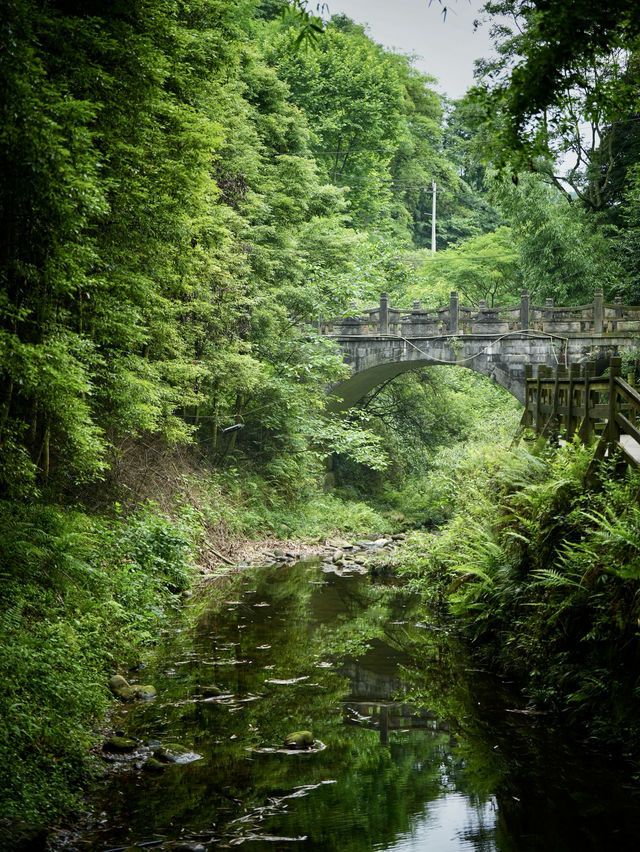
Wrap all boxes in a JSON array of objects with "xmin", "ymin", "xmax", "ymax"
[{"xmin": 67, "ymin": 557, "xmax": 640, "ymax": 852}]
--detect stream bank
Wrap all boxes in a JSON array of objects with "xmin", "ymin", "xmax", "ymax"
[{"xmin": 51, "ymin": 545, "xmax": 640, "ymax": 852}]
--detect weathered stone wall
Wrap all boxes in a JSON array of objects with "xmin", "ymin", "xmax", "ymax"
[
  {"xmin": 327, "ymin": 332, "xmax": 637, "ymax": 408},
  {"xmin": 320, "ymin": 291, "xmax": 640, "ymax": 408}
]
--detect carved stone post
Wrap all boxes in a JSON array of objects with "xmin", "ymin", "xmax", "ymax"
[
  {"xmin": 379, "ymin": 292, "xmax": 389, "ymax": 336},
  {"xmin": 520, "ymin": 290, "xmax": 530, "ymax": 330},
  {"xmin": 413, "ymin": 300, "xmax": 422, "ymax": 312},
  {"xmin": 594, "ymin": 289, "xmax": 604, "ymax": 334},
  {"xmin": 449, "ymin": 291, "xmax": 459, "ymax": 334}
]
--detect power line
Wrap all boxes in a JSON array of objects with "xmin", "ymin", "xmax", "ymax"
[
  {"xmin": 328, "ymin": 171, "xmax": 435, "ymax": 190},
  {"xmin": 267, "ymin": 148, "xmax": 411, "ymax": 156}
]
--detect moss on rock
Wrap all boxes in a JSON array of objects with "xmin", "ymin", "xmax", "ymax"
[
  {"xmin": 103, "ymin": 736, "xmax": 137, "ymax": 753},
  {"xmin": 284, "ymin": 730, "xmax": 314, "ymax": 749},
  {"xmin": 133, "ymin": 684, "xmax": 157, "ymax": 700}
]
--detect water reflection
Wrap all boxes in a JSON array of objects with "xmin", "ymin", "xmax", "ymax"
[{"xmin": 73, "ymin": 561, "xmax": 640, "ymax": 852}]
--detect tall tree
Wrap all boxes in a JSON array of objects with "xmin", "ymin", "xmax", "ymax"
[
  {"xmin": 476, "ymin": 0, "xmax": 640, "ymax": 144},
  {"xmin": 472, "ymin": 1, "xmax": 640, "ymax": 212}
]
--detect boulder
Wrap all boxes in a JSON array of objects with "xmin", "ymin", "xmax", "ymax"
[
  {"xmin": 325, "ymin": 538, "xmax": 351, "ymax": 549},
  {"xmin": 153, "ymin": 743, "xmax": 191, "ymax": 763},
  {"xmin": 108, "ymin": 674, "xmax": 133, "ymax": 699},
  {"xmin": 133, "ymin": 684, "xmax": 157, "ymax": 700},
  {"xmin": 103, "ymin": 736, "xmax": 137, "ymax": 753},
  {"xmin": 284, "ymin": 730, "xmax": 314, "ymax": 749},
  {"xmin": 108, "ymin": 674, "xmax": 156, "ymax": 701}
]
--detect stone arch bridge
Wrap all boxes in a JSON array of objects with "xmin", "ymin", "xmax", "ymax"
[{"xmin": 319, "ymin": 290, "xmax": 640, "ymax": 409}]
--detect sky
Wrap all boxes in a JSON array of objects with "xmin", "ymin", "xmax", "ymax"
[{"xmin": 324, "ymin": 0, "xmax": 495, "ymax": 100}]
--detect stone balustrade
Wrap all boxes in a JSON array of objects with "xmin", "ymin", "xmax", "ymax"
[{"xmin": 319, "ymin": 290, "xmax": 640, "ymax": 339}]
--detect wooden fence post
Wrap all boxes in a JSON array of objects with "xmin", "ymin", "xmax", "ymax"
[
  {"xmin": 608, "ymin": 356, "xmax": 622, "ymax": 445},
  {"xmin": 582, "ymin": 361, "xmax": 596, "ymax": 442},
  {"xmin": 535, "ymin": 365, "xmax": 544, "ymax": 434},
  {"xmin": 524, "ymin": 364, "xmax": 533, "ymax": 426},
  {"xmin": 567, "ymin": 363, "xmax": 579, "ymax": 437},
  {"xmin": 555, "ymin": 365, "xmax": 567, "ymax": 432},
  {"xmin": 541, "ymin": 365, "xmax": 555, "ymax": 435}
]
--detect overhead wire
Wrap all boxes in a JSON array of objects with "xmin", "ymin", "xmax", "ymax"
[{"xmin": 396, "ymin": 329, "xmax": 569, "ymax": 368}]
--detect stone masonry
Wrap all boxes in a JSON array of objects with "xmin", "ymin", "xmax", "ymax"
[{"xmin": 319, "ymin": 291, "xmax": 640, "ymax": 408}]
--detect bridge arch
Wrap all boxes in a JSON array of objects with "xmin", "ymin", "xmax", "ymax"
[
  {"xmin": 327, "ymin": 348, "xmax": 522, "ymax": 411},
  {"xmin": 321, "ymin": 291, "xmax": 639, "ymax": 411}
]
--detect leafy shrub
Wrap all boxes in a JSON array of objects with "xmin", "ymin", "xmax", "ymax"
[
  {"xmin": 0, "ymin": 501, "xmax": 199, "ymax": 821},
  {"xmin": 399, "ymin": 440, "xmax": 640, "ymax": 747}
]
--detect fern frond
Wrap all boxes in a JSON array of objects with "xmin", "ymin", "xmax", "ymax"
[{"xmin": 532, "ymin": 568, "xmax": 583, "ymax": 590}]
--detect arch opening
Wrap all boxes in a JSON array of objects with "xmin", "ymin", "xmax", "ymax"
[{"xmin": 328, "ymin": 358, "xmax": 526, "ymax": 412}]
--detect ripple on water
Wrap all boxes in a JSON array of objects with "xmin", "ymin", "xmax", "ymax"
[{"xmin": 70, "ymin": 559, "xmax": 640, "ymax": 852}]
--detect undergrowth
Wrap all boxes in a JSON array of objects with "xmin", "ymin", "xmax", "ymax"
[
  {"xmin": 0, "ymin": 501, "xmax": 200, "ymax": 822},
  {"xmin": 398, "ymin": 438, "xmax": 640, "ymax": 749},
  {"xmin": 0, "ymin": 473, "xmax": 394, "ymax": 824},
  {"xmin": 193, "ymin": 469, "xmax": 394, "ymax": 540}
]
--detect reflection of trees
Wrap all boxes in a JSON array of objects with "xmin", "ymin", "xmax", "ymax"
[
  {"xmin": 256, "ymin": 728, "xmax": 463, "ymax": 852},
  {"xmin": 87, "ymin": 564, "xmax": 486, "ymax": 850},
  {"xmin": 397, "ymin": 621, "xmax": 640, "ymax": 851},
  {"xmin": 82, "ymin": 563, "xmax": 640, "ymax": 852}
]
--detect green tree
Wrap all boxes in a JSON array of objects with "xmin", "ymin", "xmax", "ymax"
[
  {"xmin": 471, "ymin": 2, "xmax": 640, "ymax": 218},
  {"xmin": 492, "ymin": 175, "xmax": 618, "ymax": 302},
  {"xmin": 617, "ymin": 165, "xmax": 640, "ymax": 302},
  {"xmin": 266, "ymin": 18, "xmax": 407, "ymax": 230},
  {"xmin": 0, "ymin": 0, "xmax": 255, "ymax": 495},
  {"xmin": 475, "ymin": 0, "xmax": 640, "ymax": 151},
  {"xmin": 411, "ymin": 226, "xmax": 520, "ymax": 307}
]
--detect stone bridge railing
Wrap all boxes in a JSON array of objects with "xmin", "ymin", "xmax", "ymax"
[{"xmin": 319, "ymin": 290, "xmax": 640, "ymax": 338}]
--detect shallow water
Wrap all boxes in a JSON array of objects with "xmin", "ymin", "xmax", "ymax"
[{"xmin": 72, "ymin": 560, "xmax": 640, "ymax": 851}]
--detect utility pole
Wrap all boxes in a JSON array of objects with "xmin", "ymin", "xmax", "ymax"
[{"xmin": 431, "ymin": 180, "xmax": 436, "ymax": 256}]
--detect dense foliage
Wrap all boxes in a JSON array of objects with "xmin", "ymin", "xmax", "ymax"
[
  {"xmin": 397, "ymin": 443, "xmax": 640, "ymax": 747},
  {"xmin": 4, "ymin": 0, "xmax": 640, "ymax": 828},
  {"xmin": 0, "ymin": 500, "xmax": 199, "ymax": 819}
]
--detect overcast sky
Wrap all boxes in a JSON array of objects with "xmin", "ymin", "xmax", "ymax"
[{"xmin": 325, "ymin": 0, "xmax": 495, "ymax": 100}]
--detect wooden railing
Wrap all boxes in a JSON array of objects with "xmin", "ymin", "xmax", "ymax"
[
  {"xmin": 319, "ymin": 291, "xmax": 640, "ymax": 338},
  {"xmin": 521, "ymin": 357, "xmax": 640, "ymax": 468}
]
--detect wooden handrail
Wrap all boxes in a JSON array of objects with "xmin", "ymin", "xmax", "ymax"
[{"xmin": 522, "ymin": 357, "xmax": 640, "ymax": 471}]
